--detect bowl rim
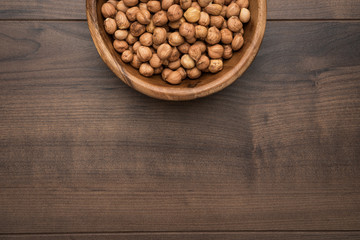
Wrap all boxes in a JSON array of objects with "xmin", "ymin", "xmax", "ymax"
[{"xmin": 86, "ymin": 0, "xmax": 267, "ymax": 101}]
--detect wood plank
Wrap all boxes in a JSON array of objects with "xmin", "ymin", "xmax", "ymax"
[
  {"xmin": 0, "ymin": 21, "xmax": 359, "ymax": 233},
  {"xmin": 0, "ymin": 0, "xmax": 360, "ymax": 20},
  {"xmin": 0, "ymin": 1, "xmax": 86, "ymax": 20},
  {"xmin": 267, "ymin": 0, "xmax": 360, "ymax": 19},
  {"xmin": 1, "ymin": 232, "xmax": 360, "ymax": 240}
]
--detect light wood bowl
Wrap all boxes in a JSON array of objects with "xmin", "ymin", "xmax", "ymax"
[{"xmin": 86, "ymin": 0, "xmax": 267, "ymax": 101}]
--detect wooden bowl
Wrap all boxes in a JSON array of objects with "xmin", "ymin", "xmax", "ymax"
[{"xmin": 86, "ymin": 0, "xmax": 267, "ymax": 101}]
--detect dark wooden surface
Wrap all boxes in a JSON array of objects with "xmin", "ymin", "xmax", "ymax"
[
  {"xmin": 1, "ymin": 0, "xmax": 360, "ymax": 19},
  {"xmin": 0, "ymin": 1, "xmax": 360, "ymax": 239},
  {"xmin": 1, "ymin": 232, "xmax": 360, "ymax": 240}
]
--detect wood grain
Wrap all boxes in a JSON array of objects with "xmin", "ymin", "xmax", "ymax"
[
  {"xmin": 0, "ymin": 21, "xmax": 359, "ymax": 233},
  {"xmin": 0, "ymin": 1, "xmax": 86, "ymax": 20},
  {"xmin": 267, "ymin": 0, "xmax": 360, "ymax": 19},
  {"xmin": 1, "ymin": 0, "xmax": 360, "ymax": 20},
  {"xmin": 0, "ymin": 232, "xmax": 360, "ymax": 240}
]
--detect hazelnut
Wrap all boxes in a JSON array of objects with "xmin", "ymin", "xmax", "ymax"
[
  {"xmin": 113, "ymin": 40, "xmax": 129, "ymax": 53},
  {"xmin": 220, "ymin": 6, "xmax": 227, "ymax": 17},
  {"xmin": 181, "ymin": 54, "xmax": 195, "ymax": 69},
  {"xmin": 126, "ymin": 33, "xmax": 138, "ymax": 44},
  {"xmin": 139, "ymin": 32, "xmax": 153, "ymax": 46},
  {"xmin": 168, "ymin": 47, "xmax": 181, "ymax": 61},
  {"xmin": 205, "ymin": 26, "xmax": 221, "ymax": 45},
  {"xmin": 153, "ymin": 11, "xmax": 168, "ymax": 26},
  {"xmin": 220, "ymin": 28, "xmax": 233, "ymax": 44},
  {"xmin": 147, "ymin": 1, "xmax": 161, "ymax": 12},
  {"xmin": 137, "ymin": 46, "xmax": 153, "ymax": 62},
  {"xmin": 162, "ymin": 0, "xmax": 174, "ymax": 10},
  {"xmin": 103, "ymin": 0, "xmax": 247, "ymax": 82},
  {"xmin": 153, "ymin": 27, "xmax": 167, "ymax": 45},
  {"xmin": 198, "ymin": 12, "xmax": 210, "ymax": 26},
  {"xmin": 166, "ymin": 70, "xmax": 182, "ymax": 84},
  {"xmin": 186, "ymin": 36, "xmax": 197, "ymax": 44},
  {"xmin": 132, "ymin": 41, "xmax": 142, "ymax": 53},
  {"xmin": 168, "ymin": 59, "xmax": 181, "ymax": 70},
  {"xmin": 178, "ymin": 42, "xmax": 190, "ymax": 54},
  {"xmin": 227, "ymin": 16, "xmax": 242, "ymax": 32},
  {"xmin": 240, "ymin": 8, "xmax": 250, "ymax": 23},
  {"xmin": 114, "ymin": 29, "xmax": 129, "ymax": 40},
  {"xmin": 196, "ymin": 54, "xmax": 210, "ymax": 70},
  {"xmin": 131, "ymin": 55, "xmax": 142, "ymax": 68},
  {"xmin": 210, "ymin": 15, "xmax": 224, "ymax": 28},
  {"xmin": 184, "ymin": 7, "xmax": 200, "ymax": 23},
  {"xmin": 191, "ymin": 2, "xmax": 201, "ymax": 11},
  {"xmin": 213, "ymin": 0, "xmax": 224, "ymax": 5},
  {"xmin": 236, "ymin": 0, "xmax": 249, "ymax": 8},
  {"xmin": 136, "ymin": 9, "xmax": 151, "ymax": 24},
  {"xmin": 161, "ymin": 68, "xmax": 172, "ymax": 81},
  {"xmin": 186, "ymin": 67, "xmax": 202, "ymax": 79},
  {"xmin": 146, "ymin": 20, "xmax": 155, "ymax": 33},
  {"xmin": 207, "ymin": 44, "xmax": 224, "ymax": 58},
  {"xmin": 130, "ymin": 21, "xmax": 146, "ymax": 36},
  {"xmin": 231, "ymin": 33, "xmax": 244, "ymax": 50},
  {"xmin": 180, "ymin": 0, "xmax": 192, "ymax": 10},
  {"xmin": 176, "ymin": 67, "xmax": 187, "ymax": 79},
  {"xmin": 226, "ymin": 2, "xmax": 240, "ymax": 18},
  {"xmin": 116, "ymin": 1, "xmax": 129, "ymax": 12},
  {"xmin": 195, "ymin": 25, "xmax": 207, "ymax": 39},
  {"xmin": 168, "ymin": 17, "xmax": 185, "ymax": 29},
  {"xmin": 102, "ymin": 3, "xmax": 117, "ymax": 18},
  {"xmin": 126, "ymin": 7, "xmax": 140, "ymax": 21},
  {"xmin": 179, "ymin": 22, "xmax": 195, "ymax": 39},
  {"xmin": 123, "ymin": 0, "xmax": 139, "ymax": 7},
  {"xmin": 149, "ymin": 53, "xmax": 162, "ymax": 68},
  {"xmin": 139, "ymin": 63, "xmax": 154, "ymax": 77},
  {"xmin": 223, "ymin": 45, "xmax": 233, "ymax": 59},
  {"xmin": 188, "ymin": 44, "xmax": 202, "ymax": 61},
  {"xmin": 205, "ymin": 4, "xmax": 222, "ymax": 16},
  {"xmin": 139, "ymin": 2, "xmax": 148, "ymax": 10},
  {"xmin": 168, "ymin": 32, "xmax": 185, "ymax": 46},
  {"xmin": 167, "ymin": 4, "xmax": 183, "ymax": 22},
  {"xmin": 198, "ymin": 0, "xmax": 211, "ymax": 8},
  {"xmin": 157, "ymin": 43, "xmax": 172, "ymax": 59},
  {"xmin": 121, "ymin": 50, "xmax": 134, "ymax": 63},
  {"xmin": 208, "ymin": 59, "xmax": 223, "ymax": 73},
  {"xmin": 193, "ymin": 41, "xmax": 206, "ymax": 53},
  {"xmin": 104, "ymin": 18, "xmax": 117, "ymax": 34},
  {"xmin": 108, "ymin": 0, "xmax": 119, "ymax": 8},
  {"xmin": 116, "ymin": 11, "xmax": 130, "ymax": 29},
  {"xmin": 154, "ymin": 66, "xmax": 163, "ymax": 74}
]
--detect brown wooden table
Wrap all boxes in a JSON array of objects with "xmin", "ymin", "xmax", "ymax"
[{"xmin": 1, "ymin": 1, "xmax": 360, "ymax": 239}]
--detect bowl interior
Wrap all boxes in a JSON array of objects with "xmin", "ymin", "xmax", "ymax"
[{"xmin": 87, "ymin": 0, "xmax": 266, "ymax": 100}]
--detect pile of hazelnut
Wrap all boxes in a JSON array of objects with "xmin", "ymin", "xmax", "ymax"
[{"xmin": 102, "ymin": 0, "xmax": 250, "ymax": 84}]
